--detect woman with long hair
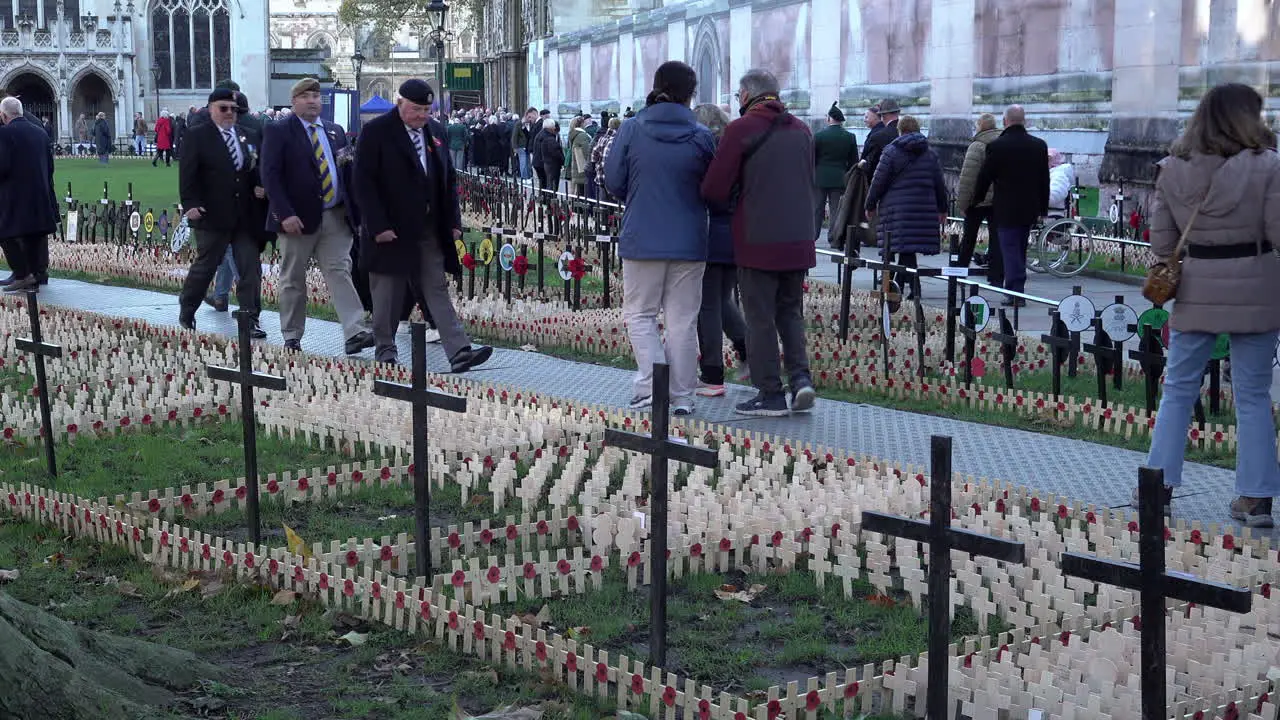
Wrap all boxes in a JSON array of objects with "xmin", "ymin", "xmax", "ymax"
[
  {"xmin": 692, "ymin": 102, "xmax": 748, "ymax": 395},
  {"xmin": 603, "ymin": 60, "xmax": 716, "ymax": 415},
  {"xmin": 1141, "ymin": 83, "xmax": 1280, "ymax": 526}
]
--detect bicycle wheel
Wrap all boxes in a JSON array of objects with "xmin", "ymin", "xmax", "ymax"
[
  {"xmin": 1027, "ymin": 224, "xmax": 1051, "ymax": 274},
  {"xmin": 1040, "ymin": 218, "xmax": 1093, "ymax": 277}
]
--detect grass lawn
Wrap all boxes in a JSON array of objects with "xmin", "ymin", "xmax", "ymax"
[
  {"xmin": 55, "ymin": 156, "xmax": 180, "ymax": 213},
  {"xmin": 0, "ymin": 419, "xmax": 371, "ymax": 500}
]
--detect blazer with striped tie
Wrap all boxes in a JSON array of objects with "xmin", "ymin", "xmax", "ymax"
[
  {"xmin": 177, "ymin": 120, "xmax": 263, "ymax": 235},
  {"xmin": 259, "ymin": 116, "xmax": 354, "ymax": 235}
]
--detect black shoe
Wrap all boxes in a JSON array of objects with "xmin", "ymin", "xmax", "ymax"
[
  {"xmin": 203, "ymin": 296, "xmax": 229, "ymax": 312},
  {"xmin": 179, "ymin": 313, "xmax": 196, "ymax": 331},
  {"xmin": 735, "ymin": 392, "xmax": 789, "ymax": 417},
  {"xmin": 35, "ymin": 273, "xmax": 48, "ymax": 286},
  {"xmin": 344, "ymin": 330, "xmax": 375, "ymax": 355},
  {"xmin": 283, "ymin": 339, "xmax": 302, "ymax": 352},
  {"xmin": 248, "ymin": 323, "xmax": 267, "ymax": 340},
  {"xmin": 3, "ymin": 276, "xmax": 38, "ymax": 293},
  {"xmin": 450, "ymin": 345, "xmax": 493, "ymax": 373},
  {"xmin": 789, "ymin": 381, "xmax": 817, "ymax": 413}
]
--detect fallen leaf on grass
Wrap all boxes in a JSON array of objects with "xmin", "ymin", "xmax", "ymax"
[
  {"xmin": 283, "ymin": 524, "xmax": 313, "ymax": 563},
  {"xmin": 338, "ymin": 630, "xmax": 368, "ymax": 647},
  {"xmin": 868, "ymin": 593, "xmax": 896, "ymax": 608},
  {"xmin": 459, "ymin": 668, "xmax": 500, "ymax": 685},
  {"xmin": 182, "ymin": 578, "xmax": 201, "ymax": 592},
  {"xmin": 455, "ymin": 702, "xmax": 540, "ymax": 719},
  {"xmin": 565, "ymin": 626, "xmax": 590, "ymax": 639},
  {"xmin": 519, "ymin": 344, "xmax": 538, "ymax": 352},
  {"xmin": 0, "ymin": 568, "xmax": 19, "ymax": 582},
  {"xmin": 468, "ymin": 494, "xmax": 491, "ymax": 507},
  {"xmin": 713, "ymin": 583, "xmax": 766, "ymax": 603},
  {"xmin": 115, "ymin": 581, "xmax": 141, "ymax": 597},
  {"xmin": 270, "ymin": 589, "xmax": 298, "ymax": 606},
  {"xmin": 511, "ymin": 605, "xmax": 551, "ymax": 628},
  {"xmin": 200, "ymin": 579, "xmax": 225, "ymax": 599}
]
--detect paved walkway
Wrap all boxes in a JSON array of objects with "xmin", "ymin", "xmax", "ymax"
[{"xmin": 21, "ymin": 277, "xmax": 1248, "ymax": 532}]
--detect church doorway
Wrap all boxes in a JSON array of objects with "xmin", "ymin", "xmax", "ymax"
[
  {"xmin": 72, "ymin": 73, "xmax": 115, "ymax": 133},
  {"xmin": 5, "ymin": 73, "xmax": 56, "ymax": 133}
]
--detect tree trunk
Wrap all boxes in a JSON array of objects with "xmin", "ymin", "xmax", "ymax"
[{"xmin": 0, "ymin": 591, "xmax": 221, "ymax": 720}]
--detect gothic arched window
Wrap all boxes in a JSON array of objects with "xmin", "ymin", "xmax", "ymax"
[{"xmin": 150, "ymin": 0, "xmax": 232, "ymax": 90}]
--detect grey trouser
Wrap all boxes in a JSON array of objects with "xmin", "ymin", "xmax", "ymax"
[
  {"xmin": 278, "ymin": 207, "xmax": 369, "ymax": 342},
  {"xmin": 621, "ymin": 259, "xmax": 704, "ymax": 401},
  {"xmin": 369, "ymin": 233, "xmax": 469, "ymax": 364},
  {"xmin": 738, "ymin": 267, "xmax": 810, "ymax": 395}
]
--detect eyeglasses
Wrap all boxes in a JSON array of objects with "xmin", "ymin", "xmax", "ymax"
[{"xmin": 213, "ymin": 104, "xmax": 237, "ymax": 114}]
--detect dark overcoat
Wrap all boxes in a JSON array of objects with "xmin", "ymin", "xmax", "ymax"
[
  {"xmin": 864, "ymin": 132, "xmax": 948, "ymax": 255},
  {"xmin": 0, "ymin": 116, "xmax": 57, "ymax": 237},
  {"xmin": 352, "ymin": 109, "xmax": 462, "ymax": 277}
]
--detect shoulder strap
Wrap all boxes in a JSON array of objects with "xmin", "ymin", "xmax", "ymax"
[
  {"xmin": 1175, "ymin": 188, "xmax": 1210, "ymax": 258},
  {"xmin": 742, "ymin": 112, "xmax": 791, "ymax": 163}
]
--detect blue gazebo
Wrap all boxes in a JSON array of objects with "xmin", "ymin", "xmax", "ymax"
[{"xmin": 359, "ymin": 94, "xmax": 394, "ymax": 114}]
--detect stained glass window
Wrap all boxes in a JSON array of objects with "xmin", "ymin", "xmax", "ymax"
[{"xmin": 149, "ymin": 0, "xmax": 230, "ymax": 90}]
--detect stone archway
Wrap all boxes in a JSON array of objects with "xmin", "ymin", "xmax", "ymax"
[
  {"xmin": 3, "ymin": 72, "xmax": 57, "ymax": 133},
  {"xmin": 690, "ymin": 19, "xmax": 721, "ymax": 105},
  {"xmin": 71, "ymin": 71, "xmax": 115, "ymax": 137}
]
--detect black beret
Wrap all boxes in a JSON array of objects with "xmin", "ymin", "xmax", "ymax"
[
  {"xmin": 398, "ymin": 79, "xmax": 435, "ymax": 106},
  {"xmin": 828, "ymin": 102, "xmax": 845, "ymax": 123},
  {"xmin": 207, "ymin": 88, "xmax": 236, "ymax": 105}
]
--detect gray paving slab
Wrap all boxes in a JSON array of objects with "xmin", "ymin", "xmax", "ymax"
[{"xmin": 24, "ymin": 276, "xmax": 1251, "ymax": 532}]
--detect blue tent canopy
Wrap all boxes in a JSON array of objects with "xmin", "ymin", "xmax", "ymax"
[{"xmin": 360, "ymin": 94, "xmax": 394, "ymax": 113}]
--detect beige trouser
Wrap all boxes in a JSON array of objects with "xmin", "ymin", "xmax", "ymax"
[
  {"xmin": 622, "ymin": 259, "xmax": 705, "ymax": 402},
  {"xmin": 278, "ymin": 207, "xmax": 369, "ymax": 341}
]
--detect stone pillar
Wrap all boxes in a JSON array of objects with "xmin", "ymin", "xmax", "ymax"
[
  {"xmin": 547, "ymin": 46, "xmax": 560, "ymax": 110},
  {"xmin": 667, "ymin": 17, "xmax": 685, "ymax": 63},
  {"xmin": 810, "ymin": 0, "xmax": 840, "ymax": 120},
  {"xmin": 728, "ymin": 4, "xmax": 751, "ymax": 91},
  {"xmin": 618, "ymin": 30, "xmax": 634, "ymax": 110},
  {"xmin": 1100, "ymin": 0, "xmax": 1182, "ymax": 185},
  {"xmin": 927, "ymin": 0, "xmax": 976, "ymax": 172},
  {"xmin": 580, "ymin": 39, "xmax": 592, "ymax": 113}
]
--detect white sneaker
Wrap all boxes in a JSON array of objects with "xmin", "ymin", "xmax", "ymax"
[
  {"xmin": 423, "ymin": 327, "xmax": 442, "ymax": 344},
  {"xmin": 398, "ymin": 321, "xmax": 411, "ymax": 334}
]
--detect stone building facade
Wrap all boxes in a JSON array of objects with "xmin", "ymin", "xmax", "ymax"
[
  {"xmin": 0, "ymin": 0, "xmax": 269, "ymax": 143},
  {"xmin": 529, "ymin": 0, "xmax": 1280, "ymax": 186}
]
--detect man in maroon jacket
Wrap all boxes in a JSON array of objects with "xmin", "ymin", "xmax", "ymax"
[{"xmin": 701, "ymin": 68, "xmax": 817, "ymax": 417}]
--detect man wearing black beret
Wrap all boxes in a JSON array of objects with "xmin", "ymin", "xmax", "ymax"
[
  {"xmin": 352, "ymin": 79, "xmax": 493, "ymax": 371},
  {"xmin": 812, "ymin": 102, "xmax": 857, "ymax": 246}
]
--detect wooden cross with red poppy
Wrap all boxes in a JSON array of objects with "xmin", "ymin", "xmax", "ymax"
[
  {"xmin": 861, "ymin": 435, "xmax": 1025, "ymax": 720},
  {"xmin": 205, "ymin": 310, "xmax": 286, "ymax": 546},
  {"xmin": 373, "ymin": 321, "xmax": 467, "ymax": 578},
  {"xmin": 1061, "ymin": 467, "xmax": 1251, "ymax": 720},
  {"xmin": 603, "ymin": 362, "xmax": 716, "ymax": 668},
  {"xmin": 14, "ymin": 290, "xmax": 62, "ymax": 480}
]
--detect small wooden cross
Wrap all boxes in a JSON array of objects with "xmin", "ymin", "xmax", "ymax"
[
  {"xmin": 206, "ymin": 310, "xmax": 287, "ymax": 546},
  {"xmin": 1061, "ymin": 467, "xmax": 1252, "ymax": 720},
  {"xmin": 603, "ymin": 363, "xmax": 716, "ymax": 668},
  {"xmin": 1038, "ymin": 313, "xmax": 1073, "ymax": 399},
  {"xmin": 1081, "ymin": 318, "xmax": 1121, "ymax": 412},
  {"xmin": 14, "ymin": 291, "xmax": 62, "ymax": 479},
  {"xmin": 988, "ymin": 309, "xmax": 1020, "ymax": 388},
  {"xmin": 862, "ymin": 435, "xmax": 1025, "ymax": 720},
  {"xmin": 1127, "ymin": 326, "xmax": 1166, "ymax": 414},
  {"xmin": 373, "ymin": 322, "xmax": 467, "ymax": 579}
]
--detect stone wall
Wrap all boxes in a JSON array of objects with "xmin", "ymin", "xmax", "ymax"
[{"xmin": 532, "ymin": 0, "xmax": 1280, "ymax": 188}]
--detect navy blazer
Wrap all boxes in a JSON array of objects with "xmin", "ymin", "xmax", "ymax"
[
  {"xmin": 260, "ymin": 116, "xmax": 353, "ymax": 234},
  {"xmin": 0, "ymin": 116, "xmax": 58, "ymax": 237}
]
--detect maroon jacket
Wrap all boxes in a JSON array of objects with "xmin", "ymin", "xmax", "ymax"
[{"xmin": 701, "ymin": 99, "xmax": 815, "ymax": 272}]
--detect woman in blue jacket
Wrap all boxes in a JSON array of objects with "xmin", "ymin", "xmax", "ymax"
[
  {"xmin": 604, "ymin": 61, "xmax": 716, "ymax": 415},
  {"xmin": 864, "ymin": 115, "xmax": 948, "ymax": 298}
]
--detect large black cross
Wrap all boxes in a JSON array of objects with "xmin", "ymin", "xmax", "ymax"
[
  {"xmin": 603, "ymin": 363, "xmax": 716, "ymax": 668},
  {"xmin": 14, "ymin": 291, "xmax": 62, "ymax": 479},
  {"xmin": 988, "ymin": 309, "xmax": 1019, "ymax": 388},
  {"xmin": 862, "ymin": 435, "xmax": 1025, "ymax": 720},
  {"xmin": 1082, "ymin": 318, "xmax": 1121, "ymax": 412},
  {"xmin": 372, "ymin": 322, "xmax": 467, "ymax": 579},
  {"xmin": 1127, "ymin": 325, "xmax": 1166, "ymax": 413},
  {"xmin": 1061, "ymin": 468, "xmax": 1252, "ymax": 720},
  {"xmin": 1039, "ymin": 312, "xmax": 1073, "ymax": 399},
  {"xmin": 206, "ymin": 310, "xmax": 287, "ymax": 546},
  {"xmin": 956, "ymin": 291, "xmax": 982, "ymax": 386}
]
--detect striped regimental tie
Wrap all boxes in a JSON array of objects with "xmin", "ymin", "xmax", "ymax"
[
  {"xmin": 309, "ymin": 124, "xmax": 335, "ymax": 205},
  {"xmin": 222, "ymin": 128, "xmax": 242, "ymax": 170},
  {"xmin": 410, "ymin": 128, "xmax": 427, "ymax": 174}
]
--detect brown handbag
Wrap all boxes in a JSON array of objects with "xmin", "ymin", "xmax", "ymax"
[{"xmin": 1142, "ymin": 195, "xmax": 1207, "ymax": 305}]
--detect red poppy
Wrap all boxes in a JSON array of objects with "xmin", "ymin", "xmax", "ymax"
[
  {"xmin": 630, "ymin": 674, "xmax": 645, "ymax": 694},
  {"xmin": 448, "ymin": 610, "xmax": 459, "ymax": 630},
  {"xmin": 223, "ymin": 550, "xmax": 234, "ymax": 566},
  {"xmin": 690, "ymin": 543, "xmax": 703, "ymax": 557},
  {"xmin": 720, "ymin": 537, "xmax": 733, "ymax": 551},
  {"xmin": 345, "ymin": 550, "xmax": 359, "ymax": 567},
  {"xmin": 523, "ymin": 562, "xmax": 537, "ymax": 579},
  {"xmin": 395, "ymin": 590, "xmax": 406, "ymax": 609},
  {"xmin": 420, "ymin": 600, "xmax": 431, "ymax": 619},
  {"xmin": 806, "ymin": 689, "xmax": 821, "ymax": 710},
  {"xmin": 557, "ymin": 558, "xmax": 572, "ymax": 575},
  {"xmin": 503, "ymin": 630, "xmax": 517, "ymax": 650},
  {"xmin": 1057, "ymin": 504, "xmax": 1068, "ymax": 519},
  {"xmin": 462, "ymin": 253, "xmax": 477, "ymax": 270},
  {"xmin": 235, "ymin": 485, "xmax": 247, "ymax": 501},
  {"xmin": 767, "ymin": 699, "xmax": 782, "ymax": 719},
  {"xmin": 567, "ymin": 515, "xmax": 580, "ymax": 532},
  {"xmin": 565, "ymin": 652, "xmax": 578, "ymax": 673},
  {"xmin": 180, "ymin": 536, "xmax": 190, "ymax": 553},
  {"xmin": 662, "ymin": 686, "xmax": 677, "ymax": 706},
  {"xmin": 536, "ymin": 520, "xmax": 549, "ymax": 535},
  {"xmin": 448, "ymin": 532, "xmax": 461, "ymax": 549},
  {"xmin": 595, "ymin": 662, "xmax": 609, "ymax": 683},
  {"xmin": 627, "ymin": 551, "xmax": 642, "ymax": 567},
  {"xmin": 506, "ymin": 523, "xmax": 518, "ymax": 540},
  {"xmin": 1223, "ymin": 534, "xmax": 1236, "ymax": 550},
  {"xmin": 535, "ymin": 641, "xmax": 547, "ymax": 662},
  {"xmin": 473, "ymin": 620, "xmax": 486, "ymax": 640},
  {"xmin": 380, "ymin": 545, "xmax": 394, "ymax": 561},
  {"xmin": 590, "ymin": 555, "xmax": 603, "ymax": 572},
  {"xmin": 844, "ymin": 681, "xmax": 859, "ymax": 698},
  {"xmin": 147, "ymin": 497, "xmax": 161, "ymax": 513},
  {"xmin": 1086, "ymin": 511, "xmax": 1096, "ymax": 524},
  {"xmin": 342, "ymin": 579, "xmax": 355, "ymax": 597},
  {"xmin": 479, "ymin": 528, "xmax": 493, "ymax": 545},
  {"xmin": 486, "ymin": 566, "xmax": 501, "ymax": 583},
  {"xmin": 451, "ymin": 570, "xmax": 467, "ymax": 587},
  {"xmin": 327, "ymin": 471, "xmax": 338, "ymax": 486},
  {"xmin": 267, "ymin": 479, "xmax": 279, "ymax": 494}
]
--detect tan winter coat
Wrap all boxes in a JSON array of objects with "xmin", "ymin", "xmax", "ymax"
[
  {"xmin": 1149, "ymin": 149, "xmax": 1280, "ymax": 334},
  {"xmin": 955, "ymin": 127, "xmax": 1000, "ymax": 210}
]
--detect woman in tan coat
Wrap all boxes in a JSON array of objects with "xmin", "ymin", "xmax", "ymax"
[{"xmin": 1142, "ymin": 83, "xmax": 1280, "ymax": 527}]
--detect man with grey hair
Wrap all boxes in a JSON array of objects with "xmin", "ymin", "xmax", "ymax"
[
  {"xmin": 970, "ymin": 104, "xmax": 1049, "ymax": 304},
  {"xmin": 954, "ymin": 112, "xmax": 1003, "ymax": 282},
  {"xmin": 702, "ymin": 68, "xmax": 817, "ymax": 417},
  {"xmin": 0, "ymin": 96, "xmax": 57, "ymax": 292}
]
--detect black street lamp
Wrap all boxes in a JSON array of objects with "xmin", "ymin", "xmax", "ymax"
[
  {"xmin": 149, "ymin": 59, "xmax": 161, "ymax": 120},
  {"xmin": 350, "ymin": 50, "xmax": 365, "ymax": 129},
  {"xmin": 426, "ymin": 0, "xmax": 453, "ymax": 115}
]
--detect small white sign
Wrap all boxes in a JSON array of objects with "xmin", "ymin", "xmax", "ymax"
[
  {"xmin": 941, "ymin": 266, "xmax": 969, "ymax": 278},
  {"xmin": 595, "ymin": 234, "xmax": 612, "ymax": 244},
  {"xmin": 490, "ymin": 226, "xmax": 503, "ymax": 235},
  {"xmin": 1099, "ymin": 303, "xmax": 1138, "ymax": 343},
  {"xmin": 533, "ymin": 232, "xmax": 546, "ymax": 240},
  {"xmin": 1057, "ymin": 294, "xmax": 1096, "ymax": 333},
  {"xmin": 557, "ymin": 251, "xmax": 575, "ymax": 281},
  {"xmin": 65, "ymin": 211, "xmax": 79, "ymax": 241},
  {"xmin": 100, "ymin": 198, "xmax": 109, "ymax": 206},
  {"xmin": 963, "ymin": 295, "xmax": 991, "ymax": 332},
  {"xmin": 128, "ymin": 211, "xmax": 141, "ymax": 233},
  {"xmin": 1108, "ymin": 202, "xmax": 1120, "ymax": 225}
]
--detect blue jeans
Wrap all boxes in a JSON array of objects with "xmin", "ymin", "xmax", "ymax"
[
  {"xmin": 133, "ymin": 135, "xmax": 145, "ymax": 155},
  {"xmin": 1147, "ymin": 329, "xmax": 1280, "ymax": 495},
  {"xmin": 213, "ymin": 245, "xmax": 239, "ymax": 301},
  {"xmin": 517, "ymin": 148, "xmax": 531, "ymax": 179},
  {"xmin": 996, "ymin": 225, "xmax": 1030, "ymax": 293}
]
